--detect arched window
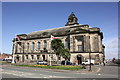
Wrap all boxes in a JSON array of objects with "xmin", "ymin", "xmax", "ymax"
[
  {"xmin": 32, "ymin": 42, "xmax": 35, "ymax": 50},
  {"xmin": 37, "ymin": 42, "xmax": 40, "ymax": 50}
]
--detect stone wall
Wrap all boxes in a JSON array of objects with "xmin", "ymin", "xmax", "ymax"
[{"xmin": 13, "ymin": 26, "xmax": 104, "ymax": 64}]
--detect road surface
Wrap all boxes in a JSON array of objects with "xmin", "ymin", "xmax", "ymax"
[{"xmin": 1, "ymin": 63, "xmax": 119, "ymax": 78}]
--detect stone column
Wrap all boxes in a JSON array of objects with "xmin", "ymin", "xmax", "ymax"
[
  {"xmin": 98, "ymin": 35, "xmax": 102, "ymax": 52},
  {"xmin": 41, "ymin": 40, "xmax": 44, "ymax": 50},
  {"xmin": 14, "ymin": 41, "xmax": 17, "ymax": 53},
  {"xmin": 84, "ymin": 36, "xmax": 90, "ymax": 52},
  {"xmin": 61, "ymin": 37, "xmax": 66, "ymax": 47},
  {"xmin": 70, "ymin": 36, "xmax": 75, "ymax": 52},
  {"xmin": 48, "ymin": 39, "xmax": 51, "ymax": 52},
  {"xmin": 34, "ymin": 41, "xmax": 37, "ymax": 52}
]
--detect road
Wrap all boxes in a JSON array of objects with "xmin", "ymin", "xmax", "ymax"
[{"xmin": 1, "ymin": 63, "xmax": 119, "ymax": 78}]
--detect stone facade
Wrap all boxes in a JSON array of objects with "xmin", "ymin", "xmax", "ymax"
[{"xmin": 12, "ymin": 12, "xmax": 105, "ymax": 64}]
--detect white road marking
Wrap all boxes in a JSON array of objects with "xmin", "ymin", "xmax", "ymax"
[
  {"xmin": 98, "ymin": 74, "xmax": 101, "ymax": 75},
  {"xmin": 96, "ymin": 68, "xmax": 101, "ymax": 72},
  {"xmin": 2, "ymin": 69, "xmax": 65, "ymax": 78}
]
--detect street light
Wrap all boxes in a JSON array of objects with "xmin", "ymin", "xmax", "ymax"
[
  {"xmin": 89, "ymin": 36, "xmax": 92, "ymax": 72},
  {"xmin": 89, "ymin": 52, "xmax": 92, "ymax": 71},
  {"xmin": 48, "ymin": 50, "xmax": 52, "ymax": 66}
]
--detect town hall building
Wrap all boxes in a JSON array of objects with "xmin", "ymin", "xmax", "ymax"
[{"xmin": 12, "ymin": 12, "xmax": 105, "ymax": 65}]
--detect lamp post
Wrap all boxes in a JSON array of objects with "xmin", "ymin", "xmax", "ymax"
[
  {"xmin": 89, "ymin": 52, "xmax": 92, "ymax": 71},
  {"xmin": 49, "ymin": 54, "xmax": 51, "ymax": 66},
  {"xmin": 48, "ymin": 50, "xmax": 51, "ymax": 66},
  {"xmin": 49, "ymin": 50, "xmax": 52, "ymax": 66},
  {"xmin": 89, "ymin": 36, "xmax": 92, "ymax": 72}
]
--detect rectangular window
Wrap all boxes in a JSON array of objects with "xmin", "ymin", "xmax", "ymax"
[
  {"xmin": 26, "ymin": 55, "xmax": 28, "ymax": 59},
  {"xmin": 32, "ymin": 43, "xmax": 35, "ymax": 50},
  {"xmin": 65, "ymin": 39, "xmax": 70, "ymax": 49},
  {"xmin": 44, "ymin": 40, "xmax": 47, "ymax": 48},
  {"xmin": 27, "ymin": 43, "xmax": 29, "ymax": 51},
  {"xmin": 31, "ymin": 55, "xmax": 34, "ymax": 59},
  {"xmin": 78, "ymin": 45, "xmax": 83, "ymax": 52},
  {"xmin": 77, "ymin": 36, "xmax": 83, "ymax": 42},
  {"xmin": 37, "ymin": 42, "xmax": 40, "ymax": 50},
  {"xmin": 37, "ymin": 55, "xmax": 40, "ymax": 60}
]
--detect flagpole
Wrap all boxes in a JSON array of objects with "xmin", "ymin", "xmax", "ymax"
[
  {"xmin": 12, "ymin": 35, "xmax": 16, "ymax": 63},
  {"xmin": 50, "ymin": 35, "xmax": 52, "ymax": 66},
  {"xmin": 12, "ymin": 42, "xmax": 15, "ymax": 63}
]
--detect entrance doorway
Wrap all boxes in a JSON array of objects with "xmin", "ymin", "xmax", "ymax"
[
  {"xmin": 16, "ymin": 56, "xmax": 19, "ymax": 62},
  {"xmin": 77, "ymin": 55, "xmax": 82, "ymax": 64}
]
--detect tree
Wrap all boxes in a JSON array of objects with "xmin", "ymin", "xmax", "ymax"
[
  {"xmin": 61, "ymin": 48, "xmax": 71, "ymax": 65},
  {"xmin": 51, "ymin": 38, "xmax": 64, "ymax": 64},
  {"xmin": 112, "ymin": 57, "xmax": 116, "ymax": 62}
]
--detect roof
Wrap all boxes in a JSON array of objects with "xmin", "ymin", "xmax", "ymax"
[
  {"xmin": 27, "ymin": 26, "xmax": 70, "ymax": 36},
  {"xmin": 14, "ymin": 24, "xmax": 101, "ymax": 41},
  {"xmin": 17, "ymin": 24, "xmax": 91, "ymax": 40},
  {"xmin": 68, "ymin": 12, "xmax": 76, "ymax": 18}
]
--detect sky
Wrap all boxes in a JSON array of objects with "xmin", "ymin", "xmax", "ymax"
[{"xmin": 2, "ymin": 2, "xmax": 118, "ymax": 59}]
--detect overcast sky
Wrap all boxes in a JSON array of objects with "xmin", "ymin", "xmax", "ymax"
[{"xmin": 2, "ymin": 2, "xmax": 118, "ymax": 59}]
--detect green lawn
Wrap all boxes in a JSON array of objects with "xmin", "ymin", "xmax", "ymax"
[
  {"xmin": 1, "ymin": 61, "xmax": 11, "ymax": 64},
  {"xmin": 16, "ymin": 64, "xmax": 86, "ymax": 71}
]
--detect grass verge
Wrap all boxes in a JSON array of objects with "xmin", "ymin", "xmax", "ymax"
[
  {"xmin": 1, "ymin": 61, "xmax": 11, "ymax": 65},
  {"xmin": 16, "ymin": 64, "xmax": 86, "ymax": 71}
]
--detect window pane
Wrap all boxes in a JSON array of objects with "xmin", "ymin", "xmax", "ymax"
[
  {"xmin": 77, "ymin": 36, "xmax": 83, "ymax": 41},
  {"xmin": 78, "ymin": 45, "xmax": 83, "ymax": 52},
  {"xmin": 65, "ymin": 39, "xmax": 70, "ymax": 49},
  {"xmin": 38, "ymin": 42, "xmax": 40, "ymax": 50},
  {"xmin": 32, "ymin": 42, "xmax": 34, "ymax": 50},
  {"xmin": 37, "ymin": 55, "xmax": 40, "ymax": 59},
  {"xmin": 44, "ymin": 41, "xmax": 47, "ymax": 48},
  {"xmin": 27, "ymin": 43, "xmax": 29, "ymax": 50},
  {"xmin": 26, "ymin": 55, "xmax": 28, "ymax": 59},
  {"xmin": 31, "ymin": 55, "xmax": 34, "ymax": 59}
]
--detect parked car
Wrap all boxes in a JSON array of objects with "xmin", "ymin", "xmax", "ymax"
[
  {"xmin": 6, "ymin": 59, "xmax": 12, "ymax": 63},
  {"xmin": 36, "ymin": 60, "xmax": 47, "ymax": 65},
  {"xmin": 61, "ymin": 60, "xmax": 72, "ymax": 65},
  {"xmin": 114, "ymin": 59, "xmax": 120, "ymax": 64},
  {"xmin": 0, "ymin": 59, "xmax": 3, "ymax": 61},
  {"xmin": 82, "ymin": 59, "xmax": 95, "ymax": 65}
]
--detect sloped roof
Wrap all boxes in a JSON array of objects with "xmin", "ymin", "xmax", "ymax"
[
  {"xmin": 14, "ymin": 24, "xmax": 101, "ymax": 41},
  {"xmin": 26, "ymin": 26, "xmax": 71, "ymax": 39},
  {"xmin": 27, "ymin": 26, "xmax": 70, "ymax": 36}
]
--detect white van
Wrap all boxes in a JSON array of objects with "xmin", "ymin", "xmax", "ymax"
[{"xmin": 82, "ymin": 59, "xmax": 95, "ymax": 65}]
